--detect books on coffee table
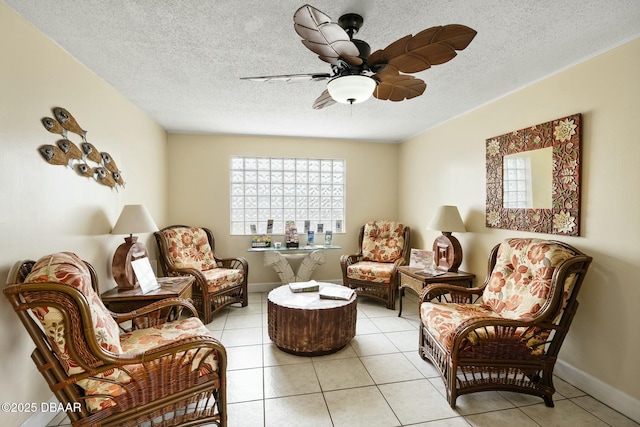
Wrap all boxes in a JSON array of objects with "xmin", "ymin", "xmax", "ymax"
[
  {"xmin": 319, "ymin": 286, "xmax": 354, "ymax": 301},
  {"xmin": 289, "ymin": 281, "xmax": 320, "ymax": 293}
]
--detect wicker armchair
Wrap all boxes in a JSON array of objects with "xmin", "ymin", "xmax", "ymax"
[
  {"xmin": 3, "ymin": 252, "xmax": 227, "ymax": 427},
  {"xmin": 340, "ymin": 221, "xmax": 410, "ymax": 309},
  {"xmin": 419, "ymin": 238, "xmax": 592, "ymax": 408},
  {"xmin": 155, "ymin": 225, "xmax": 248, "ymax": 324}
]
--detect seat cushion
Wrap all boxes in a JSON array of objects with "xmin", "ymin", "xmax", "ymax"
[
  {"xmin": 202, "ymin": 267, "xmax": 245, "ymax": 293},
  {"xmin": 162, "ymin": 226, "xmax": 216, "ymax": 270},
  {"xmin": 420, "ymin": 302, "xmax": 547, "ymax": 355},
  {"xmin": 420, "ymin": 302, "xmax": 501, "ymax": 350},
  {"xmin": 361, "ymin": 221, "xmax": 406, "ymax": 263},
  {"xmin": 347, "ymin": 261, "xmax": 395, "ymax": 283},
  {"xmin": 120, "ymin": 317, "xmax": 219, "ymax": 372},
  {"xmin": 84, "ymin": 317, "xmax": 219, "ymax": 413},
  {"xmin": 480, "ymin": 238, "xmax": 576, "ymax": 319}
]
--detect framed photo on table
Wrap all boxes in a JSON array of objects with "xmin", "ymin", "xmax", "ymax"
[
  {"xmin": 131, "ymin": 257, "xmax": 160, "ymax": 294},
  {"xmin": 409, "ymin": 249, "xmax": 434, "ymax": 269}
]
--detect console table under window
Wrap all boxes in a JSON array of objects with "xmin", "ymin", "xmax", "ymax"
[{"xmin": 248, "ymin": 245, "xmax": 341, "ymax": 283}]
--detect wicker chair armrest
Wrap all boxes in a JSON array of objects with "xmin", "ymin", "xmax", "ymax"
[
  {"xmin": 215, "ymin": 256, "xmax": 248, "ymax": 271},
  {"xmin": 392, "ymin": 257, "xmax": 406, "ymax": 268},
  {"xmin": 340, "ymin": 254, "xmax": 362, "ymax": 281},
  {"xmin": 340, "ymin": 253, "xmax": 362, "ymax": 267},
  {"xmin": 163, "ymin": 267, "xmax": 208, "ymax": 291},
  {"xmin": 116, "ymin": 334, "xmax": 226, "ymax": 364},
  {"xmin": 419, "ymin": 283, "xmax": 484, "ymax": 303},
  {"xmin": 111, "ymin": 298, "xmax": 198, "ymax": 331},
  {"xmin": 65, "ymin": 335, "xmax": 227, "ymax": 381}
]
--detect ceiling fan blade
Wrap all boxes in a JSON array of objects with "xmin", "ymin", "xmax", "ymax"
[
  {"xmin": 312, "ymin": 89, "xmax": 337, "ymax": 110},
  {"xmin": 368, "ymin": 24, "xmax": 477, "ymax": 74},
  {"xmin": 294, "ymin": 4, "xmax": 362, "ymax": 66},
  {"xmin": 373, "ymin": 71, "xmax": 426, "ymax": 102},
  {"xmin": 241, "ymin": 73, "xmax": 331, "ymax": 83}
]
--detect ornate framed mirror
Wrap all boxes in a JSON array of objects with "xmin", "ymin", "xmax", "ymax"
[{"xmin": 485, "ymin": 113, "xmax": 582, "ymax": 236}]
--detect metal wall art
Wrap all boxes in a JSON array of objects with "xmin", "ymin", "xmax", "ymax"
[
  {"xmin": 485, "ymin": 113, "xmax": 582, "ymax": 236},
  {"xmin": 38, "ymin": 107, "xmax": 125, "ymax": 189}
]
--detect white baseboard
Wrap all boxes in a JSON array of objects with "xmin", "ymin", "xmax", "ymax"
[
  {"xmin": 555, "ymin": 359, "xmax": 640, "ymax": 423},
  {"xmin": 21, "ymin": 396, "xmax": 58, "ymax": 427}
]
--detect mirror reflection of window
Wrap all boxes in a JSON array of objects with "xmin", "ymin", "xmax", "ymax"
[
  {"xmin": 503, "ymin": 147, "xmax": 552, "ymax": 209},
  {"xmin": 503, "ymin": 157, "xmax": 531, "ymax": 208}
]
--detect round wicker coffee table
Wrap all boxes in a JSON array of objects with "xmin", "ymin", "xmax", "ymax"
[{"xmin": 267, "ymin": 283, "xmax": 357, "ymax": 356}]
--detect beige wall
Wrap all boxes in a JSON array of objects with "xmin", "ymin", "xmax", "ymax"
[
  {"xmin": 3, "ymin": 0, "xmax": 639, "ymax": 422},
  {"xmin": 166, "ymin": 134, "xmax": 400, "ymax": 285},
  {"xmin": 0, "ymin": 4, "xmax": 168, "ymax": 425},
  {"xmin": 399, "ymin": 37, "xmax": 640, "ymax": 418}
]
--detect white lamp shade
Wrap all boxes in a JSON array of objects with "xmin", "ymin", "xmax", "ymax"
[
  {"xmin": 427, "ymin": 205, "xmax": 467, "ymax": 233},
  {"xmin": 326, "ymin": 75, "xmax": 377, "ymax": 104},
  {"xmin": 111, "ymin": 204, "xmax": 158, "ymax": 235}
]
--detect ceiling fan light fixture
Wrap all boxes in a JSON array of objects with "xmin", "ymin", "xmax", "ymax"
[{"xmin": 326, "ymin": 75, "xmax": 376, "ymax": 104}]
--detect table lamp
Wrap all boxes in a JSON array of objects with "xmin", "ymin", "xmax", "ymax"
[
  {"xmin": 111, "ymin": 204, "xmax": 158, "ymax": 290},
  {"xmin": 427, "ymin": 205, "xmax": 467, "ymax": 272}
]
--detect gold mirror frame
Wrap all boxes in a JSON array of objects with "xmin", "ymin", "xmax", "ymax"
[{"xmin": 485, "ymin": 113, "xmax": 582, "ymax": 236}]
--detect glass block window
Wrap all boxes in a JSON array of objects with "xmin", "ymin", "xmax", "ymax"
[
  {"xmin": 503, "ymin": 156, "xmax": 532, "ymax": 208},
  {"xmin": 230, "ymin": 156, "xmax": 345, "ymax": 235}
]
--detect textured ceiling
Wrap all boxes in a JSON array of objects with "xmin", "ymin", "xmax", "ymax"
[{"xmin": 5, "ymin": 1, "xmax": 640, "ymax": 142}]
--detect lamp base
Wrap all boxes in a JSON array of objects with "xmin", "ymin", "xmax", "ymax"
[
  {"xmin": 433, "ymin": 232, "xmax": 463, "ymax": 272},
  {"xmin": 112, "ymin": 236, "xmax": 149, "ymax": 291}
]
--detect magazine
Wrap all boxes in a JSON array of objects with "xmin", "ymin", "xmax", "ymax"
[{"xmin": 319, "ymin": 286, "xmax": 355, "ymax": 301}]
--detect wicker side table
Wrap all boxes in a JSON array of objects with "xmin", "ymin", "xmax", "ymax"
[
  {"xmin": 101, "ymin": 276, "xmax": 194, "ymax": 313},
  {"xmin": 397, "ymin": 266, "xmax": 474, "ymax": 316},
  {"xmin": 267, "ymin": 283, "xmax": 357, "ymax": 356}
]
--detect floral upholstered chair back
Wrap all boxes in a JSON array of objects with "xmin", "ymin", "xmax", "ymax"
[
  {"xmin": 481, "ymin": 238, "xmax": 578, "ymax": 319},
  {"xmin": 161, "ymin": 226, "xmax": 217, "ymax": 271},
  {"xmin": 361, "ymin": 220, "xmax": 407, "ymax": 263},
  {"xmin": 22, "ymin": 252, "xmax": 125, "ymax": 411}
]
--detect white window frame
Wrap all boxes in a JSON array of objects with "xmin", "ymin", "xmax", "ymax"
[{"xmin": 230, "ymin": 156, "xmax": 345, "ymax": 235}]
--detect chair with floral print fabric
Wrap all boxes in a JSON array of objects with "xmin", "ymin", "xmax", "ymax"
[
  {"xmin": 155, "ymin": 225, "xmax": 248, "ymax": 323},
  {"xmin": 3, "ymin": 252, "xmax": 227, "ymax": 427},
  {"xmin": 340, "ymin": 220, "xmax": 410, "ymax": 309},
  {"xmin": 419, "ymin": 238, "xmax": 592, "ymax": 408}
]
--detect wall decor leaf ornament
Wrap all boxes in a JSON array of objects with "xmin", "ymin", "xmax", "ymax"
[
  {"xmin": 485, "ymin": 113, "xmax": 582, "ymax": 236},
  {"xmin": 37, "ymin": 107, "xmax": 125, "ymax": 190}
]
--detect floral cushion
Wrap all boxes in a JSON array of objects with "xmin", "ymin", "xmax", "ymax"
[
  {"xmin": 420, "ymin": 302, "xmax": 547, "ymax": 355},
  {"xmin": 82, "ymin": 318, "xmax": 219, "ymax": 412},
  {"xmin": 162, "ymin": 227, "xmax": 217, "ymax": 270},
  {"xmin": 202, "ymin": 267, "xmax": 245, "ymax": 293},
  {"xmin": 346, "ymin": 261, "xmax": 396, "ymax": 283},
  {"xmin": 120, "ymin": 317, "xmax": 219, "ymax": 372},
  {"xmin": 23, "ymin": 252, "xmax": 126, "ymax": 412},
  {"xmin": 420, "ymin": 302, "xmax": 502, "ymax": 350},
  {"xmin": 480, "ymin": 238, "xmax": 576, "ymax": 319},
  {"xmin": 361, "ymin": 221, "xmax": 406, "ymax": 263}
]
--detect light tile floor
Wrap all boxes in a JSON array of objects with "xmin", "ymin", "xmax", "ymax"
[{"xmin": 48, "ymin": 291, "xmax": 638, "ymax": 427}]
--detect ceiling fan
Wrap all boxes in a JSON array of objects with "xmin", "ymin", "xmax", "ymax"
[{"xmin": 241, "ymin": 4, "xmax": 477, "ymax": 109}]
